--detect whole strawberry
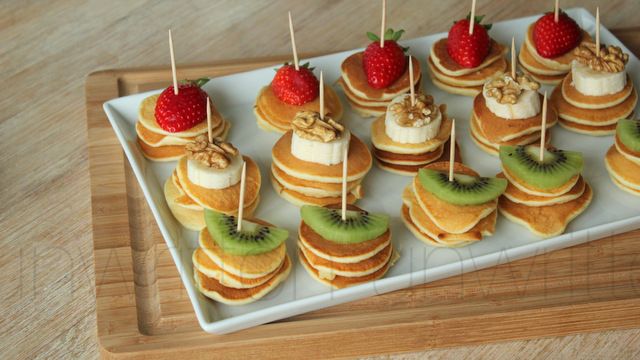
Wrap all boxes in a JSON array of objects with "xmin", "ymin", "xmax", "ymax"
[
  {"xmin": 272, "ymin": 63, "xmax": 319, "ymax": 105},
  {"xmin": 447, "ymin": 15, "xmax": 492, "ymax": 68},
  {"xmin": 363, "ymin": 28, "xmax": 408, "ymax": 89},
  {"xmin": 155, "ymin": 78, "xmax": 209, "ymax": 132},
  {"xmin": 533, "ymin": 10, "xmax": 581, "ymax": 58}
]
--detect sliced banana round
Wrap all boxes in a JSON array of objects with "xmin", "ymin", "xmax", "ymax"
[
  {"xmin": 384, "ymin": 94, "xmax": 442, "ymax": 144},
  {"xmin": 483, "ymin": 80, "xmax": 540, "ymax": 120},
  {"xmin": 187, "ymin": 154, "xmax": 243, "ymax": 189},
  {"xmin": 291, "ymin": 130, "xmax": 351, "ymax": 165},
  {"xmin": 571, "ymin": 60, "xmax": 626, "ymax": 97}
]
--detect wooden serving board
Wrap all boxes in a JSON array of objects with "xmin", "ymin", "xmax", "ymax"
[{"xmin": 87, "ymin": 28, "xmax": 640, "ymax": 359}]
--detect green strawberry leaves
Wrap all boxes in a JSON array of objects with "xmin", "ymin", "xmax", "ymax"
[
  {"xmin": 456, "ymin": 13, "xmax": 493, "ymax": 31},
  {"xmin": 181, "ymin": 78, "xmax": 210, "ymax": 88},
  {"xmin": 274, "ymin": 62, "xmax": 315, "ymax": 72},
  {"xmin": 366, "ymin": 28, "xmax": 409, "ymax": 52}
]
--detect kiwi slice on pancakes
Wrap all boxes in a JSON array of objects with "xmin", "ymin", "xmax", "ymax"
[
  {"xmin": 417, "ymin": 168, "xmax": 507, "ymax": 206},
  {"xmin": 204, "ymin": 210, "xmax": 288, "ymax": 256},
  {"xmin": 617, "ymin": 119, "xmax": 640, "ymax": 153},
  {"xmin": 499, "ymin": 145, "xmax": 583, "ymax": 190},
  {"xmin": 300, "ymin": 205, "xmax": 389, "ymax": 244}
]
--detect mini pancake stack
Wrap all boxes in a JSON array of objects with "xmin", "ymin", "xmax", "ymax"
[
  {"xmin": 604, "ymin": 119, "xmax": 640, "ymax": 196},
  {"xmin": 470, "ymin": 73, "xmax": 557, "ymax": 156},
  {"xmin": 371, "ymin": 92, "xmax": 455, "ymax": 175},
  {"xmin": 193, "ymin": 211, "xmax": 291, "ymax": 305},
  {"xmin": 401, "ymin": 162, "xmax": 507, "ymax": 248},
  {"xmin": 551, "ymin": 43, "xmax": 635, "ymax": 136},
  {"xmin": 497, "ymin": 145, "xmax": 592, "ymax": 238},
  {"xmin": 164, "ymin": 136, "xmax": 260, "ymax": 230},
  {"xmin": 297, "ymin": 204, "xmax": 396, "ymax": 288},
  {"xmin": 271, "ymin": 111, "xmax": 372, "ymax": 206}
]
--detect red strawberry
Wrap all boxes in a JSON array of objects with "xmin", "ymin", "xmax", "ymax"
[
  {"xmin": 271, "ymin": 63, "xmax": 319, "ymax": 105},
  {"xmin": 447, "ymin": 15, "xmax": 492, "ymax": 68},
  {"xmin": 533, "ymin": 10, "xmax": 581, "ymax": 58},
  {"xmin": 363, "ymin": 28, "xmax": 408, "ymax": 89},
  {"xmin": 155, "ymin": 78, "xmax": 209, "ymax": 132}
]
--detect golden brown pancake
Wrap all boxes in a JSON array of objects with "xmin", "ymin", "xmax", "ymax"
[
  {"xmin": 299, "ymin": 242, "xmax": 393, "ymax": 279},
  {"xmin": 502, "ymin": 165, "xmax": 579, "ymax": 197},
  {"xmin": 524, "ymin": 24, "xmax": 591, "ymax": 71},
  {"xmin": 254, "ymin": 105, "xmax": 290, "ymax": 133},
  {"xmin": 518, "ymin": 43, "xmax": 567, "ymax": 76},
  {"xmin": 499, "ymin": 183, "xmax": 593, "ymax": 238},
  {"xmin": 520, "ymin": 64, "xmax": 565, "ymax": 85},
  {"xmin": 341, "ymin": 52, "xmax": 421, "ymax": 100},
  {"xmin": 497, "ymin": 172, "xmax": 586, "ymax": 206},
  {"xmin": 270, "ymin": 173, "xmax": 359, "ymax": 207},
  {"xmin": 255, "ymin": 84, "xmax": 343, "ymax": 132},
  {"xmin": 557, "ymin": 118, "xmax": 618, "ymax": 136},
  {"xmin": 412, "ymin": 162, "xmax": 497, "ymax": 234},
  {"xmin": 604, "ymin": 145, "xmax": 640, "ymax": 191},
  {"xmin": 176, "ymin": 155, "xmax": 261, "ymax": 213},
  {"xmin": 272, "ymin": 131, "xmax": 372, "ymax": 183},
  {"xmin": 192, "ymin": 248, "xmax": 280, "ymax": 289},
  {"xmin": 429, "ymin": 38, "xmax": 507, "ymax": 76},
  {"xmin": 427, "ymin": 56, "xmax": 508, "ymax": 87},
  {"xmin": 193, "ymin": 255, "xmax": 291, "ymax": 305},
  {"xmin": 374, "ymin": 140, "xmax": 461, "ymax": 175},
  {"xmin": 373, "ymin": 144, "xmax": 444, "ymax": 165},
  {"xmin": 298, "ymin": 249, "xmax": 391, "ymax": 289},
  {"xmin": 551, "ymin": 82, "xmax": 637, "ymax": 126},
  {"xmin": 136, "ymin": 121, "xmax": 196, "ymax": 147},
  {"xmin": 271, "ymin": 163, "xmax": 360, "ymax": 198},
  {"xmin": 562, "ymin": 73, "xmax": 634, "ymax": 110},
  {"xmin": 473, "ymin": 92, "xmax": 557, "ymax": 142},
  {"xmin": 429, "ymin": 74, "xmax": 483, "ymax": 96},
  {"xmin": 610, "ymin": 174, "xmax": 640, "ymax": 195},
  {"xmin": 199, "ymin": 226, "xmax": 286, "ymax": 279},
  {"xmin": 469, "ymin": 112, "xmax": 551, "ymax": 156},
  {"xmin": 138, "ymin": 94, "xmax": 215, "ymax": 137},
  {"xmin": 400, "ymin": 204, "xmax": 470, "ymax": 248},
  {"xmin": 371, "ymin": 112, "xmax": 452, "ymax": 154},
  {"xmin": 615, "ymin": 134, "xmax": 640, "ymax": 164},
  {"xmin": 171, "ymin": 171, "xmax": 202, "ymax": 209}
]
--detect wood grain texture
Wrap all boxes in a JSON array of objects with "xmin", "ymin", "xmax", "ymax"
[{"xmin": 2, "ymin": 1, "xmax": 640, "ymax": 359}]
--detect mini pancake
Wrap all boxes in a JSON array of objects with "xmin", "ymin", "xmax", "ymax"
[
  {"xmin": 371, "ymin": 113, "xmax": 452, "ymax": 154},
  {"xmin": 429, "ymin": 75, "xmax": 483, "ymax": 96},
  {"xmin": 199, "ymin": 226, "xmax": 286, "ymax": 279},
  {"xmin": 138, "ymin": 94, "xmax": 215, "ymax": 137},
  {"xmin": 373, "ymin": 144, "xmax": 444, "ymax": 166},
  {"xmin": 551, "ymin": 79, "xmax": 637, "ymax": 126},
  {"xmin": 337, "ymin": 84, "xmax": 387, "ymax": 117},
  {"xmin": 524, "ymin": 24, "xmax": 591, "ymax": 71},
  {"xmin": 137, "ymin": 117, "xmax": 228, "ymax": 147},
  {"xmin": 409, "ymin": 193, "xmax": 496, "ymax": 243},
  {"xmin": 429, "ymin": 38, "xmax": 507, "ymax": 77},
  {"xmin": 254, "ymin": 105, "xmax": 290, "ymax": 133},
  {"xmin": 299, "ymin": 242, "xmax": 393, "ymax": 279},
  {"xmin": 470, "ymin": 111, "xmax": 550, "ymax": 152},
  {"xmin": 498, "ymin": 183, "xmax": 593, "ymax": 238},
  {"xmin": 374, "ymin": 140, "xmax": 461, "ymax": 176},
  {"xmin": 255, "ymin": 84, "xmax": 343, "ymax": 131},
  {"xmin": 338, "ymin": 75, "xmax": 423, "ymax": 108},
  {"xmin": 272, "ymin": 131, "xmax": 372, "ymax": 183},
  {"xmin": 472, "ymin": 93, "xmax": 557, "ymax": 142},
  {"xmin": 427, "ymin": 56, "xmax": 508, "ymax": 87},
  {"xmin": 193, "ymin": 255, "xmax": 291, "ymax": 305},
  {"xmin": 298, "ymin": 249, "xmax": 392, "ymax": 289},
  {"xmin": 341, "ymin": 52, "xmax": 421, "ymax": 101},
  {"xmin": 298, "ymin": 218, "xmax": 390, "ymax": 263},
  {"xmin": 562, "ymin": 73, "xmax": 634, "ymax": 110},
  {"xmin": 520, "ymin": 64, "xmax": 565, "ymax": 85},
  {"xmin": 192, "ymin": 248, "xmax": 280, "ymax": 289},
  {"xmin": 615, "ymin": 135, "xmax": 640, "ymax": 165},
  {"xmin": 497, "ymin": 172, "xmax": 586, "ymax": 206},
  {"xmin": 557, "ymin": 118, "xmax": 618, "ymax": 136},
  {"xmin": 138, "ymin": 137, "xmax": 185, "ymax": 162},
  {"xmin": 604, "ymin": 145, "xmax": 640, "ymax": 191},
  {"xmin": 518, "ymin": 43, "xmax": 567, "ymax": 76},
  {"xmin": 609, "ymin": 172, "xmax": 640, "ymax": 196},
  {"xmin": 400, "ymin": 205, "xmax": 470, "ymax": 248},
  {"xmin": 271, "ymin": 163, "xmax": 361, "ymax": 198},
  {"xmin": 270, "ymin": 173, "xmax": 359, "ymax": 207},
  {"xmin": 176, "ymin": 155, "xmax": 260, "ymax": 212},
  {"xmin": 502, "ymin": 165, "xmax": 579, "ymax": 198},
  {"xmin": 412, "ymin": 162, "xmax": 497, "ymax": 234}
]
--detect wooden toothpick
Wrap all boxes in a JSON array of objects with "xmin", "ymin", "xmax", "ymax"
[
  {"xmin": 409, "ymin": 56, "xmax": 415, "ymax": 106},
  {"xmin": 341, "ymin": 146, "xmax": 349, "ymax": 221},
  {"xmin": 236, "ymin": 161, "xmax": 247, "ymax": 232},
  {"xmin": 540, "ymin": 92, "xmax": 548, "ymax": 161},
  {"xmin": 554, "ymin": 0, "xmax": 560, "ymax": 22},
  {"xmin": 288, "ymin": 11, "xmax": 299, "ymax": 70},
  {"xmin": 380, "ymin": 0, "xmax": 387, "ymax": 47},
  {"xmin": 319, "ymin": 71, "xmax": 324, "ymax": 120},
  {"xmin": 206, "ymin": 98, "xmax": 212, "ymax": 143},
  {"xmin": 469, "ymin": 0, "xmax": 477, "ymax": 35},
  {"xmin": 168, "ymin": 29, "xmax": 178, "ymax": 95},
  {"xmin": 511, "ymin": 37, "xmax": 516, "ymax": 79},
  {"xmin": 449, "ymin": 119, "xmax": 456, "ymax": 182},
  {"xmin": 595, "ymin": 7, "xmax": 600, "ymax": 57}
]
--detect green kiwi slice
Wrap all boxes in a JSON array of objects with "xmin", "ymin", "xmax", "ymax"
[
  {"xmin": 499, "ymin": 145, "xmax": 583, "ymax": 190},
  {"xmin": 617, "ymin": 119, "xmax": 640, "ymax": 153},
  {"xmin": 300, "ymin": 205, "xmax": 389, "ymax": 244},
  {"xmin": 204, "ymin": 210, "xmax": 288, "ymax": 256},
  {"xmin": 417, "ymin": 168, "xmax": 507, "ymax": 206}
]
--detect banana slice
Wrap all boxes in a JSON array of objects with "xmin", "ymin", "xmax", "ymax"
[
  {"xmin": 384, "ymin": 94, "xmax": 442, "ymax": 144},
  {"xmin": 483, "ymin": 82, "xmax": 540, "ymax": 120},
  {"xmin": 187, "ymin": 154, "xmax": 243, "ymax": 189},
  {"xmin": 291, "ymin": 130, "xmax": 351, "ymax": 165},
  {"xmin": 571, "ymin": 60, "xmax": 626, "ymax": 96}
]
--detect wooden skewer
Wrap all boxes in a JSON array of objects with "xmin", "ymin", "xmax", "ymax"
[
  {"xmin": 319, "ymin": 71, "xmax": 324, "ymax": 120},
  {"xmin": 469, "ymin": 0, "xmax": 477, "ymax": 35},
  {"xmin": 380, "ymin": 0, "xmax": 387, "ymax": 47},
  {"xmin": 236, "ymin": 161, "xmax": 247, "ymax": 232},
  {"xmin": 539, "ymin": 92, "xmax": 548, "ymax": 161},
  {"xmin": 341, "ymin": 146, "xmax": 349, "ymax": 221},
  {"xmin": 449, "ymin": 119, "xmax": 456, "ymax": 182},
  {"xmin": 168, "ymin": 29, "xmax": 178, "ymax": 95},
  {"xmin": 206, "ymin": 98, "xmax": 212, "ymax": 143},
  {"xmin": 288, "ymin": 11, "xmax": 299, "ymax": 70},
  {"xmin": 511, "ymin": 37, "xmax": 516, "ymax": 79},
  {"xmin": 554, "ymin": 0, "xmax": 560, "ymax": 22},
  {"xmin": 595, "ymin": 7, "xmax": 600, "ymax": 57},
  {"xmin": 409, "ymin": 56, "xmax": 415, "ymax": 106}
]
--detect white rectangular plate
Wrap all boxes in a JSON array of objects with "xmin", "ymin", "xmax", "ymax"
[{"xmin": 103, "ymin": 8, "xmax": 640, "ymax": 334}]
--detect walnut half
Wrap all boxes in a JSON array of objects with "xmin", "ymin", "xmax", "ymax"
[
  {"xmin": 291, "ymin": 111, "xmax": 344, "ymax": 142},
  {"xmin": 574, "ymin": 42, "xmax": 629, "ymax": 73},
  {"xmin": 485, "ymin": 74, "xmax": 540, "ymax": 105},
  {"xmin": 185, "ymin": 135, "xmax": 238, "ymax": 168},
  {"xmin": 389, "ymin": 93, "xmax": 440, "ymax": 127}
]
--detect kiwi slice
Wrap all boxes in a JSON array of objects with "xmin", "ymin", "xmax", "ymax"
[
  {"xmin": 617, "ymin": 119, "xmax": 640, "ymax": 153},
  {"xmin": 300, "ymin": 205, "xmax": 389, "ymax": 244},
  {"xmin": 204, "ymin": 210, "xmax": 288, "ymax": 256},
  {"xmin": 499, "ymin": 145, "xmax": 583, "ymax": 190},
  {"xmin": 417, "ymin": 168, "xmax": 507, "ymax": 206}
]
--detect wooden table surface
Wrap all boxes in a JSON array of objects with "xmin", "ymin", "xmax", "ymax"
[{"xmin": 2, "ymin": 1, "xmax": 640, "ymax": 358}]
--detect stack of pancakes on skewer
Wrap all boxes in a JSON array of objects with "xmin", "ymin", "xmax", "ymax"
[{"xmin": 604, "ymin": 119, "xmax": 640, "ymax": 196}]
